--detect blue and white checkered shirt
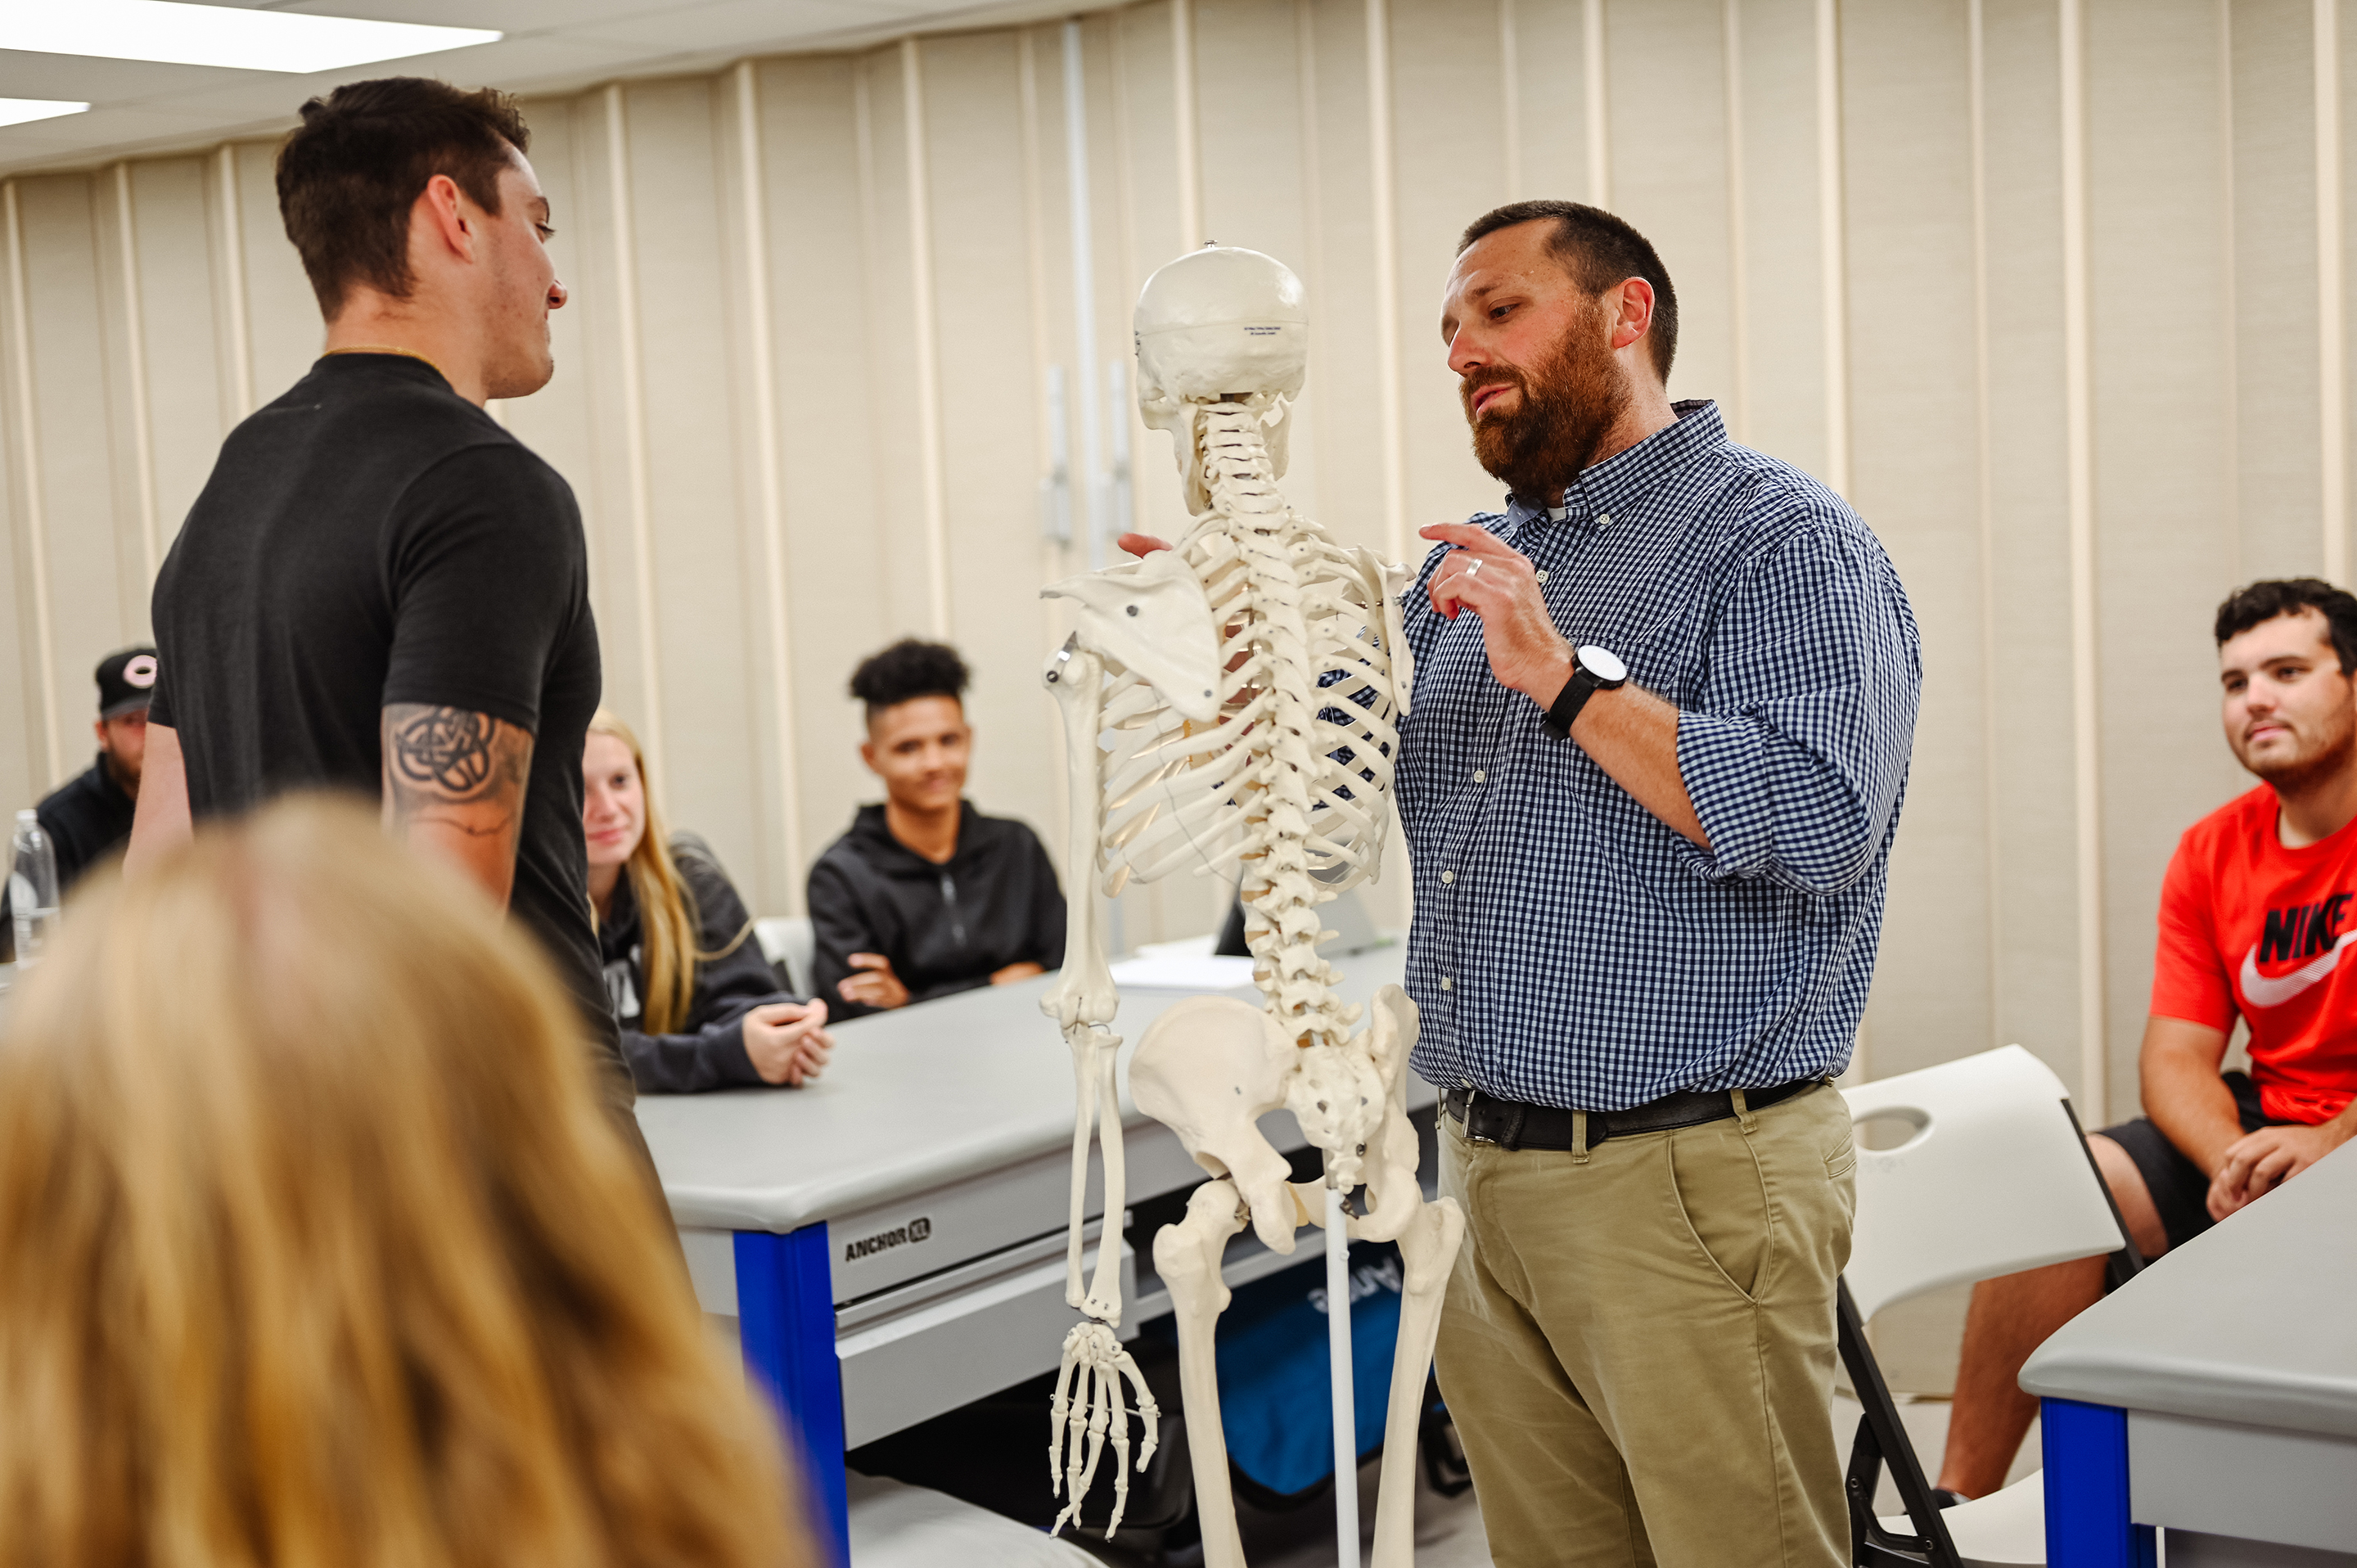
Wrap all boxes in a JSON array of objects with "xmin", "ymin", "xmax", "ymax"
[{"xmin": 1397, "ymin": 400, "xmax": 1921, "ymax": 1111}]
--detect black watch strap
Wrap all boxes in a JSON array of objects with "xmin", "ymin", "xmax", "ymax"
[
  {"xmin": 1543, "ymin": 669, "xmax": 1601, "ymax": 740},
  {"xmin": 1543, "ymin": 647, "xmax": 1629, "ymax": 740}
]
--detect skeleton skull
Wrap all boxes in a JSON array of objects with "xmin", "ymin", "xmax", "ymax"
[
  {"xmin": 1134, "ymin": 245, "xmax": 1307, "ymax": 510},
  {"xmin": 1129, "ymin": 995, "xmax": 1304, "ymax": 1255}
]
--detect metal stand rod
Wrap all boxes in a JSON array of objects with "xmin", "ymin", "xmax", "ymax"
[{"xmin": 1326, "ymin": 1184, "xmax": 1359, "ymax": 1568}]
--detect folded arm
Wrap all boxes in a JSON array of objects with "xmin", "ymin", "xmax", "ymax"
[
  {"xmin": 381, "ymin": 702, "xmax": 533, "ymax": 908},
  {"xmin": 1673, "ymin": 530, "xmax": 1920, "ymax": 895}
]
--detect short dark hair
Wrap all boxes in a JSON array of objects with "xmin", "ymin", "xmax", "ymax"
[
  {"xmin": 1457, "ymin": 200, "xmax": 1679, "ymax": 382},
  {"xmin": 2215, "ymin": 578, "xmax": 2357, "ymax": 673},
  {"xmin": 850, "ymin": 639, "xmax": 970, "ymax": 719},
  {"xmin": 275, "ymin": 78, "xmax": 530, "ymax": 319}
]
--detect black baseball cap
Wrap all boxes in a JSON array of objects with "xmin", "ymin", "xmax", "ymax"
[{"xmin": 96, "ymin": 646, "xmax": 158, "ymax": 720}]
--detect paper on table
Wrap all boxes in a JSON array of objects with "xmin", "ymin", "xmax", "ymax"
[{"xmin": 1106, "ymin": 952, "xmax": 1260, "ymax": 992}]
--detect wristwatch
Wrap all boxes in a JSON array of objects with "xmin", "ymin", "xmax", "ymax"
[{"xmin": 1542, "ymin": 645, "xmax": 1629, "ymax": 739}]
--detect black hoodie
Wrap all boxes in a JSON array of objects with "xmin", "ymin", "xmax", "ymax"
[
  {"xmin": 599, "ymin": 840, "xmax": 799, "ymax": 1093},
  {"xmin": 806, "ymin": 802, "xmax": 1066, "ymax": 1019}
]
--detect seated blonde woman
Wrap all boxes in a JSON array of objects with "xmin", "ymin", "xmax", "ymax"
[
  {"xmin": 585, "ymin": 710, "xmax": 832, "ymax": 1093},
  {"xmin": 0, "ymin": 798, "xmax": 812, "ymax": 1567}
]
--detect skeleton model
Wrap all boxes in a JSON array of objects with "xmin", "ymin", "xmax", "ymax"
[{"xmin": 1037, "ymin": 245, "xmax": 1466, "ymax": 1568}]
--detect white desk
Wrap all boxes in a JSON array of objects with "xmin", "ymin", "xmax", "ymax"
[
  {"xmin": 634, "ymin": 945, "xmax": 1425, "ymax": 1567},
  {"xmin": 2021, "ymin": 1140, "xmax": 2357, "ymax": 1565}
]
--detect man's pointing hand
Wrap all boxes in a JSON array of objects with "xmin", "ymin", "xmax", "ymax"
[{"xmin": 1421, "ymin": 521, "xmax": 1572, "ymax": 707}]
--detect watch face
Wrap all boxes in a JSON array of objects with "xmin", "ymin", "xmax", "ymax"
[{"xmin": 1578, "ymin": 644, "xmax": 1628, "ymax": 683}]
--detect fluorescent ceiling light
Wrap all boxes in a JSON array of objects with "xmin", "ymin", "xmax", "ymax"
[
  {"xmin": 0, "ymin": 98, "xmax": 90, "ymax": 128},
  {"xmin": 0, "ymin": 2, "xmax": 500, "ymax": 74}
]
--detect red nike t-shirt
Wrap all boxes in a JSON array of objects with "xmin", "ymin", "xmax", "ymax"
[{"xmin": 2152, "ymin": 782, "xmax": 2357, "ymax": 1123}]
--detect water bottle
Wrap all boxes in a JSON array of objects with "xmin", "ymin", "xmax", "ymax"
[{"xmin": 10, "ymin": 809, "xmax": 59, "ymax": 971}]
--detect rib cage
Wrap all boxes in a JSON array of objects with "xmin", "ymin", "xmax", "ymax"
[{"xmin": 1093, "ymin": 399, "xmax": 1406, "ymax": 1051}]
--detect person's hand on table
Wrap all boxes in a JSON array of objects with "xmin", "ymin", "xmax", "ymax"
[
  {"xmin": 744, "ymin": 998, "xmax": 834, "ymax": 1086},
  {"xmin": 989, "ymin": 961, "xmax": 1046, "ymax": 985},
  {"xmin": 1419, "ymin": 521, "xmax": 1571, "ymax": 705},
  {"xmin": 837, "ymin": 953, "xmax": 910, "ymax": 1011},
  {"xmin": 2206, "ymin": 1117, "xmax": 2354, "ymax": 1219}
]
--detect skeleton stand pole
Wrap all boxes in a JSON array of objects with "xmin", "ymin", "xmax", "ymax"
[{"xmin": 1326, "ymin": 1185, "xmax": 1360, "ymax": 1567}]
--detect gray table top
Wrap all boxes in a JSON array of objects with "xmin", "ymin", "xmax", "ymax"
[
  {"xmin": 2021, "ymin": 1138, "xmax": 2357, "ymax": 1439},
  {"xmin": 633, "ymin": 944, "xmax": 1411, "ymax": 1235}
]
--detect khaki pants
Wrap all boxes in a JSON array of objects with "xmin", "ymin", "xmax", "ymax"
[{"xmin": 1435, "ymin": 1082, "xmax": 1857, "ymax": 1568}]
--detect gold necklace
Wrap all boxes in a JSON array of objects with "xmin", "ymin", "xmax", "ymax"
[{"xmin": 324, "ymin": 344, "xmax": 449, "ymax": 380}]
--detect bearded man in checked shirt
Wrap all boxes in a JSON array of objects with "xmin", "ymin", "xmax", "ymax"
[{"xmin": 1408, "ymin": 202, "xmax": 1922, "ymax": 1565}]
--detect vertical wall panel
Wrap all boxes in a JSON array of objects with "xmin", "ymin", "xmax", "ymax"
[
  {"xmin": 21, "ymin": 175, "xmax": 133, "ymax": 773},
  {"xmin": 756, "ymin": 56, "xmax": 888, "ymax": 894},
  {"xmin": 1607, "ymin": 0, "xmax": 1739, "ymax": 412},
  {"xmin": 926, "ymin": 33, "xmax": 1061, "ymax": 852},
  {"xmin": 2235, "ymin": 0, "xmax": 2327, "ymax": 581},
  {"xmin": 128, "ymin": 159, "xmax": 227, "ymax": 558},
  {"xmin": 1981, "ymin": 0, "xmax": 2087, "ymax": 1097},
  {"xmin": 1507, "ymin": 0, "xmax": 1591, "ymax": 201},
  {"xmin": 629, "ymin": 79, "xmax": 766, "ymax": 894},
  {"xmin": 1387, "ymin": 0, "xmax": 1512, "ymax": 534},
  {"xmin": 232, "ymin": 141, "xmax": 319, "ymax": 402},
  {"xmin": 1301, "ymin": 0, "xmax": 1386, "ymax": 556},
  {"xmin": 1843, "ymin": 0, "xmax": 1992, "ymax": 1080},
  {"xmin": 1733, "ymin": 0, "xmax": 1832, "ymax": 470},
  {"xmin": 2089, "ymin": 0, "xmax": 2247, "ymax": 1118}
]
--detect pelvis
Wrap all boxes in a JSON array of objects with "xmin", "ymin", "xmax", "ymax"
[{"xmin": 1129, "ymin": 983, "xmax": 1424, "ymax": 1250}]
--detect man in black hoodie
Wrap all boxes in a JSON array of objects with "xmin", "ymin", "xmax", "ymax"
[{"xmin": 808, "ymin": 640, "xmax": 1066, "ymax": 1019}]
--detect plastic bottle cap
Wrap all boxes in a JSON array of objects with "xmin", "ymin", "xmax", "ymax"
[{"xmin": 14, "ymin": 809, "xmax": 33, "ymax": 824}]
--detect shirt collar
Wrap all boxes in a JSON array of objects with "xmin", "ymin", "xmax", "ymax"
[{"xmin": 1507, "ymin": 399, "xmax": 1728, "ymax": 529}]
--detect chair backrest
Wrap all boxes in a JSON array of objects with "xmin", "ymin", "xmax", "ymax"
[
  {"xmin": 755, "ymin": 916, "xmax": 816, "ymax": 1000},
  {"xmin": 1841, "ymin": 1044, "xmax": 2126, "ymax": 1320}
]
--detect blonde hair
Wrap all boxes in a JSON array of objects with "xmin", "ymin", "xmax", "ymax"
[
  {"xmin": 587, "ymin": 708, "xmax": 752, "ymax": 1036},
  {"xmin": 0, "ymin": 797, "xmax": 809, "ymax": 1568}
]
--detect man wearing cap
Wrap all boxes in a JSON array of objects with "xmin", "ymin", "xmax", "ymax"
[{"xmin": 36, "ymin": 645, "xmax": 157, "ymax": 889}]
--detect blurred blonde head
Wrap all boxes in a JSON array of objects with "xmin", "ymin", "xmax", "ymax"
[{"xmin": 0, "ymin": 796, "xmax": 808, "ymax": 1568}]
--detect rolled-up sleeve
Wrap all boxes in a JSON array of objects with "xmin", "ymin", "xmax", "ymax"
[{"xmin": 1674, "ymin": 523, "xmax": 1920, "ymax": 896}]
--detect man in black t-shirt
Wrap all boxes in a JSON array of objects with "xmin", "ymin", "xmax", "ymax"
[{"xmin": 128, "ymin": 81, "xmax": 642, "ymax": 1158}]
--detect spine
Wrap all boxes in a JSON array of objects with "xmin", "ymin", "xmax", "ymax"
[{"xmin": 1195, "ymin": 401, "xmax": 1350, "ymax": 1052}]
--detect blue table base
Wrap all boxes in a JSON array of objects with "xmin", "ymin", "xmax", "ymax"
[
  {"xmin": 737, "ymin": 1226, "xmax": 850, "ymax": 1568},
  {"xmin": 2041, "ymin": 1397, "xmax": 2156, "ymax": 1567}
]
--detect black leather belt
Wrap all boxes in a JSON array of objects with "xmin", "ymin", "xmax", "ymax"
[{"xmin": 1441, "ymin": 1077, "xmax": 1822, "ymax": 1151}]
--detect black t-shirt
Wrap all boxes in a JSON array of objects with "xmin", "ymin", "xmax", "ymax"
[{"xmin": 149, "ymin": 354, "xmax": 622, "ymax": 1084}]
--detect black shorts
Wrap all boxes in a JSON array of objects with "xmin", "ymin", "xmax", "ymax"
[{"xmin": 2098, "ymin": 1071, "xmax": 2292, "ymax": 1253}]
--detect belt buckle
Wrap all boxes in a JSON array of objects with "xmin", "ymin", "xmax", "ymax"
[{"xmin": 1461, "ymin": 1087, "xmax": 1496, "ymax": 1145}]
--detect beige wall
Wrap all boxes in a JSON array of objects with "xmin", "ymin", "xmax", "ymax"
[{"xmin": 2, "ymin": 0, "xmax": 2350, "ymax": 1118}]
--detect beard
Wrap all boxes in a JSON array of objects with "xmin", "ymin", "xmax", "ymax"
[
  {"xmin": 2240, "ymin": 705, "xmax": 2357, "ymax": 795},
  {"xmin": 1461, "ymin": 304, "xmax": 1631, "ymax": 506}
]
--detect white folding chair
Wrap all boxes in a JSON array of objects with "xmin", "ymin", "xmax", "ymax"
[
  {"xmin": 755, "ymin": 915, "xmax": 816, "ymax": 1001},
  {"xmin": 1838, "ymin": 1045, "xmax": 2142, "ymax": 1568}
]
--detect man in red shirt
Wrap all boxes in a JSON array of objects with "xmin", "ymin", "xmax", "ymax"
[{"xmin": 1939, "ymin": 577, "xmax": 2357, "ymax": 1498}]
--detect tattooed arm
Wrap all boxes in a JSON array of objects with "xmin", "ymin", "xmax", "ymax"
[{"xmin": 381, "ymin": 702, "xmax": 534, "ymax": 908}]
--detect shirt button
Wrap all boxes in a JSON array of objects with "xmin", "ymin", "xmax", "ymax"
[
  {"xmin": 1535, "ymin": 569, "xmax": 1549, "ymax": 583},
  {"xmin": 1440, "ymin": 870, "xmax": 1454, "ymax": 885},
  {"xmin": 1598, "ymin": 512, "xmax": 1612, "ymax": 526},
  {"xmin": 1472, "ymin": 769, "xmax": 1487, "ymax": 784},
  {"xmin": 1439, "ymin": 976, "xmax": 1454, "ymax": 992}
]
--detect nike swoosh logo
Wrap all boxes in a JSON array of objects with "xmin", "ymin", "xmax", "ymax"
[{"xmin": 2239, "ymin": 933, "xmax": 2357, "ymax": 1007}]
